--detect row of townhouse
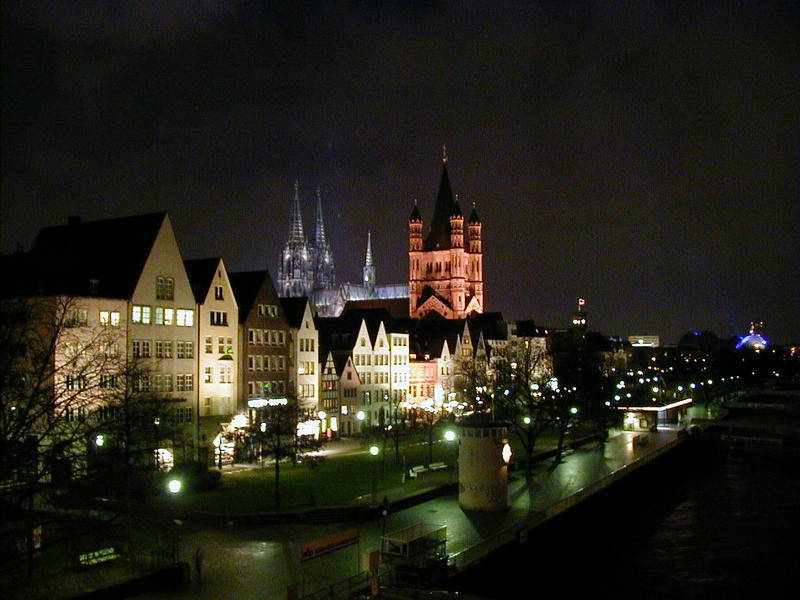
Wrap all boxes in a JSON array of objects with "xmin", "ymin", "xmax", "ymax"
[
  {"xmin": 1, "ymin": 213, "xmax": 322, "ymax": 464},
  {"xmin": 2, "ymin": 211, "xmax": 554, "ymax": 466}
]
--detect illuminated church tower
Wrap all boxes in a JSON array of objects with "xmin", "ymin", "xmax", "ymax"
[
  {"xmin": 363, "ymin": 231, "xmax": 376, "ymax": 295},
  {"xmin": 277, "ymin": 182, "xmax": 336, "ymax": 297},
  {"xmin": 408, "ymin": 148, "xmax": 484, "ymax": 319},
  {"xmin": 310, "ymin": 186, "xmax": 336, "ymax": 290}
]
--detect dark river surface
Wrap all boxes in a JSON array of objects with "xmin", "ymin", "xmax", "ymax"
[{"xmin": 447, "ymin": 437, "xmax": 800, "ymax": 599}]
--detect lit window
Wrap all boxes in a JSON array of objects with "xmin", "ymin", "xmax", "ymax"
[
  {"xmin": 132, "ymin": 305, "xmax": 151, "ymax": 324},
  {"xmin": 156, "ymin": 276, "xmax": 174, "ymax": 300},
  {"xmin": 177, "ymin": 309, "xmax": 194, "ymax": 327},
  {"xmin": 100, "ymin": 310, "xmax": 120, "ymax": 327}
]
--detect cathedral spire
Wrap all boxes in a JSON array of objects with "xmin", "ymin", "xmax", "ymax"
[
  {"xmin": 313, "ymin": 186, "xmax": 327, "ymax": 246},
  {"xmin": 288, "ymin": 180, "xmax": 306, "ymax": 243}
]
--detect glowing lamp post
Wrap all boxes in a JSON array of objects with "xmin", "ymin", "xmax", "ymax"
[
  {"xmin": 444, "ymin": 429, "xmax": 457, "ymax": 469},
  {"xmin": 167, "ymin": 479, "xmax": 182, "ymax": 494},
  {"xmin": 370, "ymin": 445, "xmax": 380, "ymax": 505},
  {"xmin": 356, "ymin": 410, "xmax": 366, "ymax": 435}
]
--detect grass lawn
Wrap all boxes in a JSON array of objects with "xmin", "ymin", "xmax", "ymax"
[
  {"xmin": 157, "ymin": 435, "xmax": 459, "ymax": 514},
  {"xmin": 154, "ymin": 428, "xmax": 593, "ymax": 514}
]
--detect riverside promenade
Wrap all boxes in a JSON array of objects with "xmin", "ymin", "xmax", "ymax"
[{"xmin": 137, "ymin": 427, "xmax": 685, "ymax": 600}]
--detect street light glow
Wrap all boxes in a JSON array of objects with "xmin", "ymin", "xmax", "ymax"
[
  {"xmin": 167, "ymin": 479, "xmax": 182, "ymax": 494},
  {"xmin": 369, "ymin": 445, "xmax": 379, "ymax": 456}
]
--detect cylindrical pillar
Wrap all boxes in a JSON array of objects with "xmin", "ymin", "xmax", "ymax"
[{"xmin": 458, "ymin": 424, "xmax": 510, "ymax": 512}]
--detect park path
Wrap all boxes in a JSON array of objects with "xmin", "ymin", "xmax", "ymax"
[{"xmin": 138, "ymin": 428, "xmax": 681, "ymax": 600}]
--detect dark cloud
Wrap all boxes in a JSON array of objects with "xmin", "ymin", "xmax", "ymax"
[{"xmin": 2, "ymin": 0, "xmax": 798, "ymax": 344}]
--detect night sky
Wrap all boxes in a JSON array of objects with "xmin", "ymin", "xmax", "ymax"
[{"xmin": 2, "ymin": 1, "xmax": 797, "ymax": 344}]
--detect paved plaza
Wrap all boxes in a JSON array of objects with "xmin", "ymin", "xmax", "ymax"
[{"xmin": 136, "ymin": 428, "xmax": 682, "ymax": 600}]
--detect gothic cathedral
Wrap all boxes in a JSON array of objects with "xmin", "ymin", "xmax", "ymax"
[
  {"xmin": 277, "ymin": 182, "xmax": 336, "ymax": 297},
  {"xmin": 408, "ymin": 150, "xmax": 484, "ymax": 319}
]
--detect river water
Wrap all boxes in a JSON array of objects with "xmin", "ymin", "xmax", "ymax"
[{"xmin": 447, "ymin": 437, "xmax": 800, "ymax": 599}]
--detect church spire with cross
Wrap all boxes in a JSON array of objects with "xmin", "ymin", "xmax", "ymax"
[{"xmin": 363, "ymin": 231, "xmax": 375, "ymax": 293}]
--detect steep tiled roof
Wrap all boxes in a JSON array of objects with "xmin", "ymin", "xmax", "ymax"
[
  {"xmin": 341, "ymin": 298, "xmax": 409, "ymax": 320},
  {"xmin": 423, "ymin": 162, "xmax": 456, "ymax": 251},
  {"xmin": 7, "ymin": 212, "xmax": 167, "ymax": 298},
  {"xmin": 229, "ymin": 270, "xmax": 279, "ymax": 323},
  {"xmin": 279, "ymin": 296, "xmax": 310, "ymax": 329},
  {"xmin": 184, "ymin": 258, "xmax": 221, "ymax": 303}
]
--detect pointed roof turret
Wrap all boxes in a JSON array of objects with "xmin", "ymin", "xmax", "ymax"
[
  {"xmin": 409, "ymin": 198, "xmax": 422, "ymax": 222},
  {"xmin": 365, "ymin": 231, "xmax": 374, "ymax": 267},
  {"xmin": 469, "ymin": 201, "xmax": 481, "ymax": 224},
  {"xmin": 288, "ymin": 180, "xmax": 306, "ymax": 243},
  {"xmin": 452, "ymin": 193, "xmax": 463, "ymax": 218}
]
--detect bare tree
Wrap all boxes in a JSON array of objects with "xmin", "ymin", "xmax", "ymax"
[
  {"xmin": 242, "ymin": 396, "xmax": 324, "ymax": 508},
  {"xmin": 493, "ymin": 337, "xmax": 553, "ymax": 476},
  {"xmin": 453, "ymin": 352, "xmax": 493, "ymax": 417},
  {"xmin": 0, "ymin": 296, "xmax": 127, "ymax": 511},
  {"xmin": 1, "ymin": 295, "xmax": 190, "ymax": 567}
]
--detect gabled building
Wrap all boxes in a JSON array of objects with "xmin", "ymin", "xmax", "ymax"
[
  {"xmin": 337, "ymin": 354, "xmax": 361, "ymax": 435},
  {"xmin": 408, "ymin": 149, "xmax": 484, "ymax": 319},
  {"xmin": 317, "ymin": 309, "xmax": 410, "ymax": 431},
  {"xmin": 319, "ymin": 350, "xmax": 340, "ymax": 437},
  {"xmin": 229, "ymin": 270, "xmax": 291, "ymax": 410},
  {"xmin": 184, "ymin": 258, "xmax": 238, "ymax": 435},
  {"xmin": 280, "ymin": 297, "xmax": 319, "ymax": 412},
  {"xmin": 4, "ymin": 212, "xmax": 200, "ymax": 463}
]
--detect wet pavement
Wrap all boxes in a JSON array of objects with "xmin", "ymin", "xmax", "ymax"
[{"xmin": 137, "ymin": 428, "xmax": 683, "ymax": 600}]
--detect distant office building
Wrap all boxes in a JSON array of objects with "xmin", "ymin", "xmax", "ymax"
[{"xmin": 629, "ymin": 335, "xmax": 660, "ymax": 348}]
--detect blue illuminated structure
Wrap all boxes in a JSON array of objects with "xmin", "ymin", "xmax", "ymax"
[
  {"xmin": 736, "ymin": 333, "xmax": 769, "ymax": 350},
  {"xmin": 736, "ymin": 321, "xmax": 769, "ymax": 350}
]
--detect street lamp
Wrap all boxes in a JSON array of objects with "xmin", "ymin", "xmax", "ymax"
[
  {"xmin": 443, "ymin": 429, "xmax": 457, "ymax": 469},
  {"xmin": 370, "ymin": 445, "xmax": 380, "ymax": 505}
]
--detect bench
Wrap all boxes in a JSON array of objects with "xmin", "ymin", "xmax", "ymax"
[
  {"xmin": 408, "ymin": 465, "xmax": 428, "ymax": 478},
  {"xmin": 429, "ymin": 462, "xmax": 447, "ymax": 471}
]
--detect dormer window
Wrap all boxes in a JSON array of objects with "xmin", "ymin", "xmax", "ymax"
[{"xmin": 156, "ymin": 276, "xmax": 174, "ymax": 300}]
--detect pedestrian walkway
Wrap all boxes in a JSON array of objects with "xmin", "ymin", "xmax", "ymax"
[{"xmin": 137, "ymin": 428, "xmax": 683, "ymax": 600}]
